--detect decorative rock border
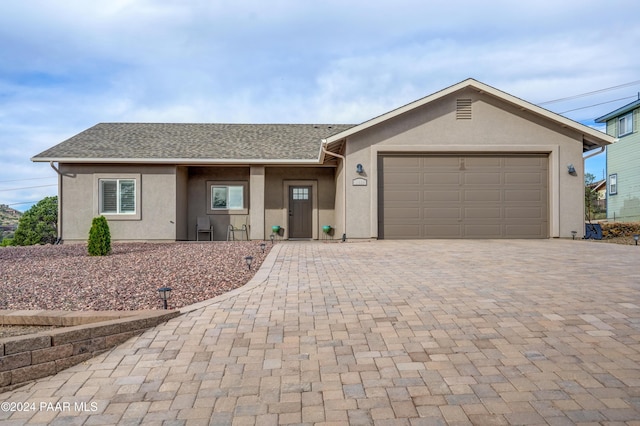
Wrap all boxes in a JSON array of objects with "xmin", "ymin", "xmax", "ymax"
[{"xmin": 0, "ymin": 309, "xmax": 180, "ymax": 393}]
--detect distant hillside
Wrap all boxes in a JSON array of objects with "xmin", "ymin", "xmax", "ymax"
[{"xmin": 0, "ymin": 204, "xmax": 22, "ymax": 241}]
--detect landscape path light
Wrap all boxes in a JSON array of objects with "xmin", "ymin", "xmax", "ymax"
[
  {"xmin": 158, "ymin": 287, "xmax": 172, "ymax": 310},
  {"xmin": 270, "ymin": 233, "xmax": 275, "ymax": 244},
  {"xmin": 571, "ymin": 231, "xmax": 577, "ymax": 240},
  {"xmin": 634, "ymin": 234, "xmax": 639, "ymax": 246},
  {"xmin": 245, "ymin": 255, "xmax": 254, "ymax": 270},
  {"xmin": 260, "ymin": 242, "xmax": 266, "ymax": 253}
]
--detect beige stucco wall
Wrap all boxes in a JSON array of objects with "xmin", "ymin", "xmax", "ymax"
[
  {"xmin": 59, "ymin": 164, "xmax": 178, "ymax": 242},
  {"xmin": 341, "ymin": 88, "xmax": 586, "ymax": 239}
]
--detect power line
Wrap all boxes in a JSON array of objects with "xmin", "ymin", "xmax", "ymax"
[
  {"xmin": 0, "ymin": 184, "xmax": 57, "ymax": 192},
  {"xmin": 0, "ymin": 176, "xmax": 56, "ymax": 184},
  {"xmin": 7, "ymin": 201, "xmax": 39, "ymax": 206},
  {"xmin": 538, "ymin": 80, "xmax": 640, "ymax": 105},
  {"xmin": 558, "ymin": 95, "xmax": 638, "ymax": 115}
]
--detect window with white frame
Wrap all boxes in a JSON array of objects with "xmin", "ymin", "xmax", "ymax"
[
  {"xmin": 619, "ymin": 113, "xmax": 633, "ymax": 137},
  {"xmin": 211, "ymin": 185, "xmax": 244, "ymax": 210},
  {"xmin": 100, "ymin": 179, "xmax": 136, "ymax": 214},
  {"xmin": 609, "ymin": 173, "xmax": 617, "ymax": 195}
]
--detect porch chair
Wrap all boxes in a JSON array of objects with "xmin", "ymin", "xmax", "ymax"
[
  {"xmin": 227, "ymin": 216, "xmax": 249, "ymax": 241},
  {"xmin": 196, "ymin": 216, "xmax": 213, "ymax": 241}
]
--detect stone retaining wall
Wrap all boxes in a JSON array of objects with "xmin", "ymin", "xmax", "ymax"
[{"xmin": 0, "ymin": 310, "xmax": 180, "ymax": 393}]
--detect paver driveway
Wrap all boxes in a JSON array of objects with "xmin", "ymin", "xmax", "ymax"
[{"xmin": 2, "ymin": 240, "xmax": 640, "ymax": 425}]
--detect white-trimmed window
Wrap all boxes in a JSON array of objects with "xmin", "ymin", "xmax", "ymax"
[
  {"xmin": 609, "ymin": 173, "xmax": 617, "ymax": 195},
  {"xmin": 619, "ymin": 113, "xmax": 633, "ymax": 137},
  {"xmin": 100, "ymin": 179, "xmax": 136, "ymax": 214},
  {"xmin": 207, "ymin": 181, "xmax": 248, "ymax": 214},
  {"xmin": 212, "ymin": 185, "xmax": 244, "ymax": 210}
]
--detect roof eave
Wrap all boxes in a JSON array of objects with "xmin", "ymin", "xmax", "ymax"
[{"xmin": 31, "ymin": 157, "xmax": 324, "ymax": 165}]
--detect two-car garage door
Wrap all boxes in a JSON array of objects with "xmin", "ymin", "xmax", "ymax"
[{"xmin": 378, "ymin": 154, "xmax": 549, "ymax": 239}]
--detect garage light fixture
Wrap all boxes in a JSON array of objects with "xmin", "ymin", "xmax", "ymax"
[
  {"xmin": 356, "ymin": 163, "xmax": 364, "ymax": 174},
  {"xmin": 567, "ymin": 164, "xmax": 576, "ymax": 175}
]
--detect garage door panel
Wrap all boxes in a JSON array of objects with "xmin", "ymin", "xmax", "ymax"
[
  {"xmin": 385, "ymin": 157, "xmax": 421, "ymax": 167},
  {"xmin": 385, "ymin": 207, "xmax": 421, "ymax": 219},
  {"xmin": 464, "ymin": 157, "xmax": 502, "ymax": 167},
  {"xmin": 504, "ymin": 156, "xmax": 547, "ymax": 168},
  {"xmin": 505, "ymin": 189, "xmax": 543, "ymax": 202},
  {"xmin": 464, "ymin": 190, "xmax": 501, "ymax": 202},
  {"xmin": 505, "ymin": 172, "xmax": 544, "ymax": 185},
  {"xmin": 384, "ymin": 172, "xmax": 421, "ymax": 185},
  {"xmin": 505, "ymin": 224, "xmax": 545, "ymax": 237},
  {"xmin": 465, "ymin": 224, "xmax": 502, "ymax": 238},
  {"xmin": 505, "ymin": 207, "xmax": 545, "ymax": 219},
  {"xmin": 425, "ymin": 224, "xmax": 462, "ymax": 238},
  {"xmin": 425, "ymin": 191, "xmax": 460, "ymax": 201},
  {"xmin": 465, "ymin": 207, "xmax": 502, "ymax": 219},
  {"xmin": 422, "ymin": 157, "xmax": 460, "ymax": 167},
  {"xmin": 384, "ymin": 190, "xmax": 421, "ymax": 202},
  {"xmin": 380, "ymin": 154, "xmax": 548, "ymax": 239},
  {"xmin": 465, "ymin": 172, "xmax": 501, "ymax": 185},
  {"xmin": 424, "ymin": 207, "xmax": 462, "ymax": 219},
  {"xmin": 384, "ymin": 224, "xmax": 422, "ymax": 238},
  {"xmin": 424, "ymin": 172, "xmax": 461, "ymax": 185}
]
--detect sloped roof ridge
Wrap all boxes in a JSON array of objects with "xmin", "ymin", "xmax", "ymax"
[{"xmin": 595, "ymin": 98, "xmax": 640, "ymax": 123}]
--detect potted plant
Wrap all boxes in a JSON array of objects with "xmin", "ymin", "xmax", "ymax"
[
  {"xmin": 322, "ymin": 225, "xmax": 332, "ymax": 234},
  {"xmin": 272, "ymin": 225, "xmax": 281, "ymax": 233}
]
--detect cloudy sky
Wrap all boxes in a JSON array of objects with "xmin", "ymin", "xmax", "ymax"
[{"xmin": 2, "ymin": 0, "xmax": 639, "ymax": 211}]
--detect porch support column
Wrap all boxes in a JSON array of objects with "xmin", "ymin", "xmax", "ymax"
[{"xmin": 249, "ymin": 166, "xmax": 265, "ymax": 240}]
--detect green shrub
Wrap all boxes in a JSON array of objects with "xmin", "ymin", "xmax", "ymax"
[
  {"xmin": 13, "ymin": 196, "xmax": 58, "ymax": 245},
  {"xmin": 88, "ymin": 216, "xmax": 111, "ymax": 256}
]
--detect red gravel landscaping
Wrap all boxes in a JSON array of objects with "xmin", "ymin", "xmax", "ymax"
[{"xmin": 0, "ymin": 241, "xmax": 270, "ymax": 311}]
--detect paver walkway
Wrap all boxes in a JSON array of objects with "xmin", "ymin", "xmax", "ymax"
[{"xmin": 2, "ymin": 240, "xmax": 640, "ymax": 425}]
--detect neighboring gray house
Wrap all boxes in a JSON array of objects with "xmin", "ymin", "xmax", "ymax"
[
  {"xmin": 597, "ymin": 98, "xmax": 640, "ymax": 222},
  {"xmin": 32, "ymin": 79, "xmax": 614, "ymax": 241}
]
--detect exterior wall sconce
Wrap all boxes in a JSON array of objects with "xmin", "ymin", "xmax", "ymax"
[
  {"xmin": 567, "ymin": 164, "xmax": 576, "ymax": 175},
  {"xmin": 245, "ymin": 255, "xmax": 254, "ymax": 270},
  {"xmin": 260, "ymin": 242, "xmax": 266, "ymax": 253},
  {"xmin": 158, "ymin": 287, "xmax": 172, "ymax": 310},
  {"xmin": 634, "ymin": 234, "xmax": 639, "ymax": 245},
  {"xmin": 356, "ymin": 163, "xmax": 364, "ymax": 174}
]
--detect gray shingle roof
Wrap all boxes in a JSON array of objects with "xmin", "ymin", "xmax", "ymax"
[{"xmin": 32, "ymin": 123, "xmax": 354, "ymax": 163}]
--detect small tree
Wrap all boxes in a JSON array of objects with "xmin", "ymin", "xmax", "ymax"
[
  {"xmin": 13, "ymin": 196, "xmax": 58, "ymax": 245},
  {"xmin": 585, "ymin": 172, "xmax": 602, "ymax": 222},
  {"xmin": 88, "ymin": 216, "xmax": 111, "ymax": 256}
]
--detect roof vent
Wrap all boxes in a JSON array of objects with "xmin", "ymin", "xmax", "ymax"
[{"xmin": 456, "ymin": 99, "xmax": 472, "ymax": 120}]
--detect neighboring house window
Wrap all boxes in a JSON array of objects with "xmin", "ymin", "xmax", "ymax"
[
  {"xmin": 619, "ymin": 113, "xmax": 633, "ymax": 137},
  {"xmin": 609, "ymin": 174, "xmax": 617, "ymax": 195},
  {"xmin": 100, "ymin": 179, "xmax": 136, "ymax": 214},
  {"xmin": 211, "ymin": 185, "xmax": 244, "ymax": 210}
]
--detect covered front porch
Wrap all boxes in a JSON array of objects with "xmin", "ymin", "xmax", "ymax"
[{"xmin": 179, "ymin": 165, "xmax": 338, "ymax": 241}]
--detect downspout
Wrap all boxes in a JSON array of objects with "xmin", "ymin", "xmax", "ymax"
[
  {"xmin": 583, "ymin": 146, "xmax": 605, "ymax": 161},
  {"xmin": 49, "ymin": 162, "xmax": 63, "ymax": 244},
  {"xmin": 321, "ymin": 140, "xmax": 347, "ymax": 242}
]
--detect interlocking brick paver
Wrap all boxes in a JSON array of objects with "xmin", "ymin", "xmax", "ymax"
[{"xmin": 2, "ymin": 240, "xmax": 640, "ymax": 424}]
